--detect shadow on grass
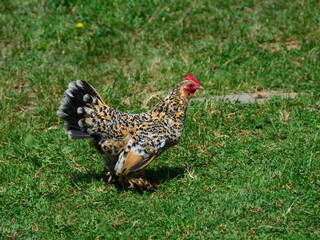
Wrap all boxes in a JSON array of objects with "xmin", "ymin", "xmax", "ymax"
[
  {"xmin": 145, "ymin": 166, "xmax": 185, "ymax": 185},
  {"xmin": 71, "ymin": 166, "xmax": 185, "ymax": 193}
]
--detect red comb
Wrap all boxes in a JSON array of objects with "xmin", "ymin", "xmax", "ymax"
[{"xmin": 184, "ymin": 74, "xmax": 200, "ymax": 85}]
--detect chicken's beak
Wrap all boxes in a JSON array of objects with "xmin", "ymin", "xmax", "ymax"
[{"xmin": 197, "ymin": 85, "xmax": 204, "ymax": 90}]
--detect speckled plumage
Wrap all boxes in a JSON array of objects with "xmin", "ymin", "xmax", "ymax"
[{"xmin": 57, "ymin": 76, "xmax": 202, "ymax": 189}]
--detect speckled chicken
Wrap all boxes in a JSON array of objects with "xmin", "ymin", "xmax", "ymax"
[{"xmin": 57, "ymin": 75, "xmax": 202, "ymax": 190}]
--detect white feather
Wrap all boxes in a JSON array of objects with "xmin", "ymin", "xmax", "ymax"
[
  {"xmin": 65, "ymin": 89, "xmax": 74, "ymax": 98},
  {"xmin": 68, "ymin": 82, "xmax": 78, "ymax": 92},
  {"xmin": 76, "ymin": 80, "xmax": 84, "ymax": 89},
  {"xmin": 83, "ymin": 106, "xmax": 94, "ymax": 115},
  {"xmin": 68, "ymin": 130, "xmax": 92, "ymax": 139},
  {"xmin": 83, "ymin": 94, "xmax": 91, "ymax": 103},
  {"xmin": 57, "ymin": 110, "xmax": 68, "ymax": 118},
  {"xmin": 115, "ymin": 152, "xmax": 125, "ymax": 174},
  {"xmin": 77, "ymin": 107, "xmax": 85, "ymax": 115}
]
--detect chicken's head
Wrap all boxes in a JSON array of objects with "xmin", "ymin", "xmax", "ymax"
[{"xmin": 183, "ymin": 74, "xmax": 203, "ymax": 95}]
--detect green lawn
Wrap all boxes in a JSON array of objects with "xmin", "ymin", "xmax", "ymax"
[{"xmin": 1, "ymin": 0, "xmax": 319, "ymax": 239}]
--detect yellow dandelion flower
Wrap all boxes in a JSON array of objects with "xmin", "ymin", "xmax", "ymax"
[{"xmin": 76, "ymin": 23, "xmax": 84, "ymax": 28}]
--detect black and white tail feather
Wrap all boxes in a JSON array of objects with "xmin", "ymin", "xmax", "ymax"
[{"xmin": 57, "ymin": 80, "xmax": 103, "ymax": 140}]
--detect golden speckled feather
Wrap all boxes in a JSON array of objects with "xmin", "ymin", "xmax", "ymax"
[{"xmin": 57, "ymin": 75, "xmax": 202, "ymax": 189}]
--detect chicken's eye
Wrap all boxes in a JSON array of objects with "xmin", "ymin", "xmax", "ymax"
[{"xmin": 189, "ymin": 84, "xmax": 194, "ymax": 87}]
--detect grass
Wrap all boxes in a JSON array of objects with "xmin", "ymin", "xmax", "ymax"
[{"xmin": 1, "ymin": 0, "xmax": 319, "ymax": 239}]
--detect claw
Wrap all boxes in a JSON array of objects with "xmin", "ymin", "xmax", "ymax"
[
  {"xmin": 108, "ymin": 174, "xmax": 113, "ymax": 183},
  {"xmin": 129, "ymin": 177, "xmax": 158, "ymax": 191},
  {"xmin": 105, "ymin": 169, "xmax": 116, "ymax": 183},
  {"xmin": 128, "ymin": 181, "xmax": 135, "ymax": 189}
]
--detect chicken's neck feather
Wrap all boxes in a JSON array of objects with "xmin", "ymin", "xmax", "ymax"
[{"xmin": 150, "ymin": 81, "xmax": 190, "ymax": 120}]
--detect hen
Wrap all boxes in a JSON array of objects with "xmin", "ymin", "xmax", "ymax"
[{"xmin": 57, "ymin": 75, "xmax": 202, "ymax": 190}]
